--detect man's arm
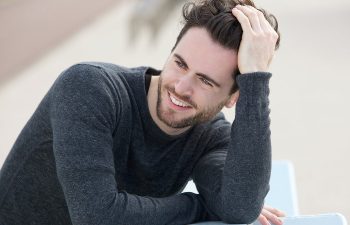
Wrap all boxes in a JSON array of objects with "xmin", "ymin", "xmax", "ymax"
[
  {"xmin": 193, "ymin": 4, "xmax": 280, "ymax": 224},
  {"xmin": 50, "ymin": 64, "xmax": 206, "ymax": 225},
  {"xmin": 193, "ymin": 71, "xmax": 272, "ymax": 224}
]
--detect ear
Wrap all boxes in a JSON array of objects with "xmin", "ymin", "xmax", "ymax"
[{"xmin": 225, "ymin": 91, "xmax": 239, "ymax": 108}]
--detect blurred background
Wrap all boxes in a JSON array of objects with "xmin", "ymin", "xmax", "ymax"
[{"xmin": 0, "ymin": 0, "xmax": 349, "ymax": 221}]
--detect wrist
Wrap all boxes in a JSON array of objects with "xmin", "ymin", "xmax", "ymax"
[{"xmin": 239, "ymin": 64, "xmax": 269, "ymax": 74}]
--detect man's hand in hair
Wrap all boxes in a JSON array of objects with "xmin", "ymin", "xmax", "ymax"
[{"xmin": 231, "ymin": 5, "xmax": 279, "ymax": 74}]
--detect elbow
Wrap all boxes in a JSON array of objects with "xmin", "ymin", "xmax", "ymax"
[
  {"xmin": 220, "ymin": 212, "xmax": 260, "ymax": 224},
  {"xmin": 219, "ymin": 200, "xmax": 262, "ymax": 224},
  {"xmin": 219, "ymin": 183, "xmax": 269, "ymax": 223}
]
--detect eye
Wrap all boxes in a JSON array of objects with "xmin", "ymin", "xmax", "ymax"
[
  {"xmin": 175, "ymin": 60, "xmax": 186, "ymax": 69},
  {"xmin": 199, "ymin": 77, "xmax": 213, "ymax": 87}
]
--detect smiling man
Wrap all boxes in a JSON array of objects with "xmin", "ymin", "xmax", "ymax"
[
  {"xmin": 0, "ymin": 0, "xmax": 282, "ymax": 225},
  {"xmin": 151, "ymin": 28, "xmax": 239, "ymax": 134}
]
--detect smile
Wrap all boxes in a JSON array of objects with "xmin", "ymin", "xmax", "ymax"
[{"xmin": 168, "ymin": 91, "xmax": 192, "ymax": 108}]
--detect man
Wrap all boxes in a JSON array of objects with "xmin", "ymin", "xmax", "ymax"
[{"xmin": 0, "ymin": 0, "xmax": 283, "ymax": 224}]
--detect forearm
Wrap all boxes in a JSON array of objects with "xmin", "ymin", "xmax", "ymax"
[
  {"xmin": 193, "ymin": 72, "xmax": 272, "ymax": 223},
  {"xmin": 221, "ymin": 72, "xmax": 272, "ymax": 223},
  {"xmin": 58, "ymin": 168, "xmax": 205, "ymax": 225}
]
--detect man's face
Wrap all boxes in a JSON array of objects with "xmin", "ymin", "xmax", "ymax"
[{"xmin": 157, "ymin": 27, "xmax": 238, "ymax": 128}]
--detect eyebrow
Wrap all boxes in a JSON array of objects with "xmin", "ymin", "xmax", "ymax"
[{"xmin": 173, "ymin": 53, "xmax": 221, "ymax": 88}]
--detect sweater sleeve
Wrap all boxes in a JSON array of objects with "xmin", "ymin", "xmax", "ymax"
[
  {"xmin": 192, "ymin": 72, "xmax": 272, "ymax": 224},
  {"xmin": 49, "ymin": 64, "xmax": 205, "ymax": 225}
]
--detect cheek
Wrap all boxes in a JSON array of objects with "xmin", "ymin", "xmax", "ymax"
[
  {"xmin": 192, "ymin": 91, "xmax": 211, "ymax": 108},
  {"xmin": 196, "ymin": 92, "xmax": 227, "ymax": 109},
  {"xmin": 161, "ymin": 68, "xmax": 179, "ymax": 86}
]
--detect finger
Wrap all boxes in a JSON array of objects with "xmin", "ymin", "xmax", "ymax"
[
  {"xmin": 258, "ymin": 214, "xmax": 271, "ymax": 225},
  {"xmin": 250, "ymin": 6, "xmax": 271, "ymax": 33},
  {"xmin": 231, "ymin": 7, "xmax": 253, "ymax": 34},
  {"xmin": 261, "ymin": 209, "xmax": 284, "ymax": 225},
  {"xmin": 235, "ymin": 5, "xmax": 262, "ymax": 33},
  {"xmin": 264, "ymin": 205, "xmax": 287, "ymax": 217},
  {"xmin": 253, "ymin": 7, "xmax": 279, "ymax": 43}
]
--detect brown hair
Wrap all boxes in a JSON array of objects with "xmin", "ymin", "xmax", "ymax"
[{"xmin": 172, "ymin": 0, "xmax": 280, "ymax": 93}]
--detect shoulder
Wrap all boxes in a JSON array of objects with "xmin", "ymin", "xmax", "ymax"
[
  {"xmin": 49, "ymin": 61, "xmax": 150, "ymax": 114},
  {"xmin": 204, "ymin": 112, "xmax": 231, "ymax": 138},
  {"xmin": 49, "ymin": 63, "xmax": 131, "ymax": 112},
  {"xmin": 191, "ymin": 112, "xmax": 231, "ymax": 152},
  {"xmin": 52, "ymin": 62, "xmax": 148, "ymax": 96},
  {"xmin": 209, "ymin": 112, "xmax": 231, "ymax": 130},
  {"xmin": 56, "ymin": 62, "xmax": 137, "ymax": 85},
  {"xmin": 49, "ymin": 63, "xmax": 129, "ymax": 129}
]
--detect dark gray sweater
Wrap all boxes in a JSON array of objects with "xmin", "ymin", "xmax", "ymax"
[{"xmin": 0, "ymin": 62, "xmax": 272, "ymax": 225}]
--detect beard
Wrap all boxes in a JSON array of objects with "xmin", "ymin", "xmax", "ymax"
[{"xmin": 156, "ymin": 76, "xmax": 227, "ymax": 129}]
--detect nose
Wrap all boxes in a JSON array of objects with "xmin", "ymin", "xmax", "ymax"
[{"xmin": 174, "ymin": 73, "xmax": 194, "ymax": 97}]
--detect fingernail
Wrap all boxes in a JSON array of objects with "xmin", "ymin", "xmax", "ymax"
[{"xmin": 278, "ymin": 218, "xmax": 284, "ymax": 225}]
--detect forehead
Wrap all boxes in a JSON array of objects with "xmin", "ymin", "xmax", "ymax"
[{"xmin": 173, "ymin": 27, "xmax": 238, "ymax": 83}]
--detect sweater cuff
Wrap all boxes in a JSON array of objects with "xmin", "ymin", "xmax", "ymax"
[{"xmin": 236, "ymin": 72, "xmax": 272, "ymax": 99}]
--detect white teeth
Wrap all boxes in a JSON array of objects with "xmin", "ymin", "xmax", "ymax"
[{"xmin": 169, "ymin": 93, "xmax": 190, "ymax": 107}]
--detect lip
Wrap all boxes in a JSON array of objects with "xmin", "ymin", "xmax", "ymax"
[{"xmin": 167, "ymin": 91, "xmax": 192, "ymax": 111}]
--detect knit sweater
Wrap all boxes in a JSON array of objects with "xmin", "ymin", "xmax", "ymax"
[{"xmin": 0, "ymin": 62, "xmax": 272, "ymax": 225}]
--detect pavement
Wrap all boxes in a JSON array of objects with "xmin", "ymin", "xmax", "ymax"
[
  {"xmin": 0, "ymin": 0, "xmax": 350, "ymax": 222},
  {"xmin": 0, "ymin": 0, "xmax": 119, "ymax": 84}
]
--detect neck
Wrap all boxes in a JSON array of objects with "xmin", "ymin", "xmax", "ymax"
[{"xmin": 147, "ymin": 76, "xmax": 191, "ymax": 136}]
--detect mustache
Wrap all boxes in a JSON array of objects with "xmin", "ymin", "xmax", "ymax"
[{"xmin": 164, "ymin": 85, "xmax": 197, "ymax": 109}]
